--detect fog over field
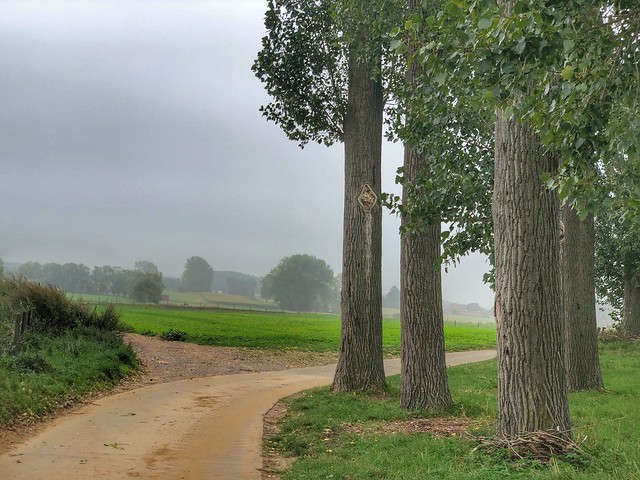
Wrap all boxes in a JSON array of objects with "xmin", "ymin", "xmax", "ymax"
[{"xmin": 0, "ymin": 0, "xmax": 494, "ymax": 307}]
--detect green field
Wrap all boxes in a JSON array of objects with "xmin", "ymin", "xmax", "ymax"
[
  {"xmin": 115, "ymin": 304, "xmax": 496, "ymax": 354},
  {"xmin": 71, "ymin": 290, "xmax": 282, "ymax": 311},
  {"xmin": 272, "ymin": 340, "xmax": 640, "ymax": 479}
]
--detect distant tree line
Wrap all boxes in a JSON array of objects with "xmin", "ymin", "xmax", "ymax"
[
  {"xmin": 14, "ymin": 260, "xmax": 163, "ymax": 303},
  {"xmin": 9, "ymin": 256, "xmax": 263, "ymax": 301},
  {"xmin": 165, "ymin": 265, "xmax": 260, "ymax": 297}
]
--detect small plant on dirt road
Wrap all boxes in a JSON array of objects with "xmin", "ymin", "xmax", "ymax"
[{"xmin": 161, "ymin": 329, "xmax": 188, "ymax": 342}]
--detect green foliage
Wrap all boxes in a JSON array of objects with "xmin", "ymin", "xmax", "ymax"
[
  {"xmin": 17, "ymin": 260, "xmax": 141, "ymax": 298},
  {"xmin": 116, "ymin": 304, "xmax": 495, "ymax": 353},
  {"xmin": 133, "ymin": 260, "xmax": 159, "ymax": 275},
  {"xmin": 0, "ymin": 328, "xmax": 138, "ymax": 426},
  {"xmin": 253, "ymin": 0, "xmax": 347, "ymax": 146},
  {"xmin": 253, "ymin": 0, "xmax": 407, "ymax": 149},
  {"xmin": 181, "ymin": 256, "xmax": 214, "ymax": 293},
  {"xmin": 274, "ymin": 343, "xmax": 640, "ymax": 479},
  {"xmin": 595, "ymin": 208, "xmax": 640, "ymax": 323},
  {"xmin": 127, "ymin": 272, "xmax": 164, "ymax": 304},
  {"xmin": 1, "ymin": 278, "xmax": 125, "ymax": 334},
  {"xmin": 90, "ymin": 264, "xmax": 133, "ymax": 297},
  {"xmin": 399, "ymin": 0, "xmax": 639, "ymax": 218},
  {"xmin": 160, "ymin": 328, "xmax": 188, "ymax": 342},
  {"xmin": 382, "ymin": 0, "xmax": 495, "ymax": 267},
  {"xmin": 0, "ymin": 257, "xmax": 4, "ymax": 278},
  {"xmin": 16, "ymin": 261, "xmax": 93, "ymax": 293},
  {"xmin": 262, "ymin": 254, "xmax": 336, "ymax": 312},
  {"xmin": 85, "ymin": 304, "xmax": 123, "ymax": 331}
]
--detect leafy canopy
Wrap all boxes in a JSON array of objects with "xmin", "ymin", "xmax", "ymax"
[
  {"xmin": 396, "ymin": 0, "xmax": 639, "ymax": 218},
  {"xmin": 181, "ymin": 256, "xmax": 214, "ymax": 293},
  {"xmin": 262, "ymin": 254, "xmax": 335, "ymax": 312}
]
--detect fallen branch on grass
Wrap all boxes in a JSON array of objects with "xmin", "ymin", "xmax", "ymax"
[{"xmin": 472, "ymin": 430, "xmax": 588, "ymax": 464}]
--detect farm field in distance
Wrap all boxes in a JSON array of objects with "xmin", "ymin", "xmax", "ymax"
[
  {"xmin": 113, "ymin": 304, "xmax": 496, "ymax": 354},
  {"xmin": 71, "ymin": 290, "xmax": 281, "ymax": 310}
]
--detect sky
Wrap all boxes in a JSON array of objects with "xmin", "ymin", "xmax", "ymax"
[{"xmin": 0, "ymin": 0, "xmax": 494, "ymax": 307}]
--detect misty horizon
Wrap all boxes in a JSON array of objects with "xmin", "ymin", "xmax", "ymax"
[{"xmin": 0, "ymin": 1, "xmax": 495, "ymax": 308}]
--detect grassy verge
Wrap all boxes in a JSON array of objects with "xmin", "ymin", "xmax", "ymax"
[
  {"xmin": 270, "ymin": 340, "xmax": 640, "ymax": 479},
  {"xmin": 115, "ymin": 305, "xmax": 496, "ymax": 354},
  {"xmin": 0, "ymin": 279, "xmax": 139, "ymax": 428},
  {"xmin": 0, "ymin": 328, "xmax": 138, "ymax": 427}
]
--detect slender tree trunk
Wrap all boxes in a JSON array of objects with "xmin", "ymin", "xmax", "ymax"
[
  {"xmin": 400, "ymin": 149, "xmax": 452, "ymax": 409},
  {"xmin": 493, "ymin": 112, "xmax": 571, "ymax": 437},
  {"xmin": 622, "ymin": 274, "xmax": 640, "ymax": 335},
  {"xmin": 331, "ymin": 48, "xmax": 386, "ymax": 392},
  {"xmin": 399, "ymin": 0, "xmax": 452, "ymax": 410},
  {"xmin": 561, "ymin": 208, "xmax": 604, "ymax": 390}
]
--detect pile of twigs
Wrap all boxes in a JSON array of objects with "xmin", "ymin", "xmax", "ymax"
[{"xmin": 472, "ymin": 430, "xmax": 588, "ymax": 463}]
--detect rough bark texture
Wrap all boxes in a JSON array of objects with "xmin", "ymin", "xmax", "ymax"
[
  {"xmin": 493, "ymin": 112, "xmax": 571, "ymax": 438},
  {"xmin": 561, "ymin": 208, "xmax": 604, "ymax": 391},
  {"xmin": 399, "ymin": 0, "xmax": 452, "ymax": 409},
  {"xmin": 622, "ymin": 274, "xmax": 640, "ymax": 335},
  {"xmin": 331, "ymin": 50, "xmax": 386, "ymax": 392},
  {"xmin": 400, "ymin": 149, "xmax": 452, "ymax": 410}
]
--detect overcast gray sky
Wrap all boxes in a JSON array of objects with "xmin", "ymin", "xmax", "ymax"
[{"xmin": 0, "ymin": 0, "xmax": 494, "ymax": 306}]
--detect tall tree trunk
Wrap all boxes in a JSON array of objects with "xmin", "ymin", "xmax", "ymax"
[
  {"xmin": 331, "ymin": 49, "xmax": 386, "ymax": 392},
  {"xmin": 561, "ymin": 208, "xmax": 604, "ymax": 390},
  {"xmin": 622, "ymin": 274, "xmax": 640, "ymax": 335},
  {"xmin": 493, "ymin": 112, "xmax": 571, "ymax": 438},
  {"xmin": 400, "ymin": 150, "xmax": 452, "ymax": 409},
  {"xmin": 399, "ymin": 0, "xmax": 452, "ymax": 410}
]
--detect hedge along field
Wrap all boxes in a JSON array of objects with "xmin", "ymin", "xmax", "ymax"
[{"xmin": 116, "ymin": 305, "xmax": 496, "ymax": 354}]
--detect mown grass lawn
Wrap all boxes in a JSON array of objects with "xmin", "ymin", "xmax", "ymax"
[
  {"xmin": 115, "ymin": 304, "xmax": 496, "ymax": 354},
  {"xmin": 271, "ymin": 340, "xmax": 640, "ymax": 480}
]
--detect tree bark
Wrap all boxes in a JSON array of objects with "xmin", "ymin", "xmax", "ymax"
[
  {"xmin": 493, "ymin": 112, "xmax": 571, "ymax": 438},
  {"xmin": 622, "ymin": 274, "xmax": 640, "ymax": 335},
  {"xmin": 399, "ymin": 0, "xmax": 452, "ymax": 410},
  {"xmin": 400, "ymin": 148, "xmax": 452, "ymax": 409},
  {"xmin": 331, "ymin": 49, "xmax": 386, "ymax": 392},
  {"xmin": 561, "ymin": 208, "xmax": 604, "ymax": 391}
]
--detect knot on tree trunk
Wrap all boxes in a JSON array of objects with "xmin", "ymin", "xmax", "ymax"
[{"xmin": 358, "ymin": 184, "xmax": 377, "ymax": 213}]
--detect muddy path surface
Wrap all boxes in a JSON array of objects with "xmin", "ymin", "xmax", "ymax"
[{"xmin": 0, "ymin": 346, "xmax": 495, "ymax": 480}]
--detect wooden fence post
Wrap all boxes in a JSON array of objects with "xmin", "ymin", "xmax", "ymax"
[
  {"xmin": 12, "ymin": 311, "xmax": 36, "ymax": 347},
  {"xmin": 21, "ymin": 311, "xmax": 28, "ymax": 335},
  {"xmin": 13, "ymin": 313, "xmax": 22, "ymax": 346}
]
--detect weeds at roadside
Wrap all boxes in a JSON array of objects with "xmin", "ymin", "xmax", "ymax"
[
  {"xmin": 160, "ymin": 329, "xmax": 188, "ymax": 341},
  {"xmin": 0, "ymin": 278, "xmax": 139, "ymax": 428}
]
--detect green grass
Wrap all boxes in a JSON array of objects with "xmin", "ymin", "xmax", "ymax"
[
  {"xmin": 71, "ymin": 290, "xmax": 282, "ymax": 310},
  {"xmin": 69, "ymin": 293, "xmax": 137, "ymax": 304},
  {"xmin": 161, "ymin": 290, "xmax": 279, "ymax": 309},
  {"xmin": 271, "ymin": 340, "xmax": 640, "ymax": 479},
  {"xmin": 0, "ymin": 328, "xmax": 139, "ymax": 426},
  {"xmin": 115, "ymin": 304, "xmax": 496, "ymax": 354}
]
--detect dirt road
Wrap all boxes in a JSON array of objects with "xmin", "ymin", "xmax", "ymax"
[{"xmin": 0, "ymin": 350, "xmax": 495, "ymax": 480}]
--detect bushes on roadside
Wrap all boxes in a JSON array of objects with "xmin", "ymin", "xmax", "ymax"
[
  {"xmin": 0, "ymin": 278, "xmax": 139, "ymax": 427},
  {"xmin": 1, "ymin": 277, "xmax": 126, "ymax": 335},
  {"xmin": 161, "ymin": 328, "xmax": 188, "ymax": 342}
]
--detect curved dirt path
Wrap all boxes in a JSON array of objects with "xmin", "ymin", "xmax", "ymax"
[{"xmin": 0, "ymin": 350, "xmax": 495, "ymax": 480}]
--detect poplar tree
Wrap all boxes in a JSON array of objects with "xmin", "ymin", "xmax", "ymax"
[
  {"xmin": 392, "ymin": 0, "xmax": 639, "ymax": 435},
  {"xmin": 254, "ymin": 0, "xmax": 394, "ymax": 391}
]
